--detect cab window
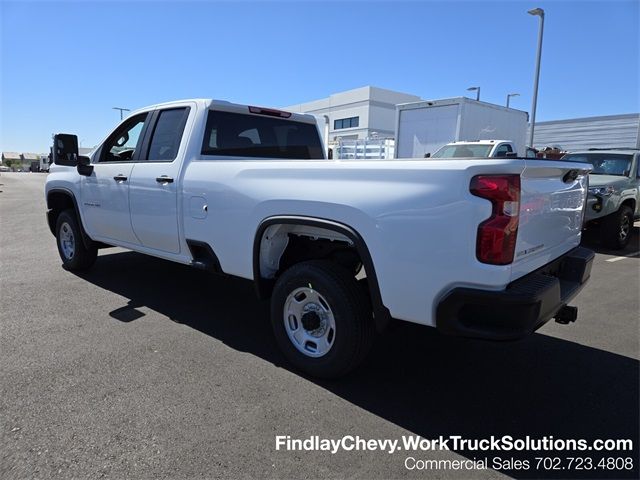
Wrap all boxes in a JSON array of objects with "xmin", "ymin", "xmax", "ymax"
[
  {"xmin": 494, "ymin": 144, "xmax": 513, "ymax": 157},
  {"xmin": 146, "ymin": 108, "xmax": 190, "ymax": 162},
  {"xmin": 201, "ymin": 110, "xmax": 324, "ymax": 159},
  {"xmin": 100, "ymin": 113, "xmax": 148, "ymax": 162}
]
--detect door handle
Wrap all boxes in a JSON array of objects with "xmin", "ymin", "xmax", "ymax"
[
  {"xmin": 156, "ymin": 176, "xmax": 174, "ymax": 184},
  {"xmin": 113, "ymin": 175, "xmax": 128, "ymax": 182}
]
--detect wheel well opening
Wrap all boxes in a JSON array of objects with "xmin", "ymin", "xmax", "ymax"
[
  {"xmin": 621, "ymin": 198, "xmax": 635, "ymax": 213},
  {"xmin": 257, "ymin": 224, "xmax": 362, "ymax": 284},
  {"xmin": 254, "ymin": 219, "xmax": 392, "ymax": 332},
  {"xmin": 47, "ymin": 191, "xmax": 75, "ymax": 212},
  {"xmin": 46, "ymin": 191, "xmax": 76, "ymax": 234}
]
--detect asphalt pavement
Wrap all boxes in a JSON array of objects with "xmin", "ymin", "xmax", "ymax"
[{"xmin": 1, "ymin": 172, "xmax": 638, "ymax": 479}]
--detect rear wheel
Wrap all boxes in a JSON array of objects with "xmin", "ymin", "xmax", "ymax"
[
  {"xmin": 601, "ymin": 205, "xmax": 633, "ymax": 250},
  {"xmin": 55, "ymin": 210, "xmax": 97, "ymax": 271},
  {"xmin": 270, "ymin": 260, "xmax": 374, "ymax": 378}
]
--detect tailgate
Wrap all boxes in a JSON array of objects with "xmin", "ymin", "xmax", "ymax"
[{"xmin": 511, "ymin": 160, "xmax": 591, "ymax": 282}]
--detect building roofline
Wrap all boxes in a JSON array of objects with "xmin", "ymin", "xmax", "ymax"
[
  {"xmin": 397, "ymin": 96, "xmax": 528, "ymax": 115},
  {"xmin": 535, "ymin": 113, "xmax": 640, "ymax": 125}
]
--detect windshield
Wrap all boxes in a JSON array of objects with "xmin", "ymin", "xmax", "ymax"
[
  {"xmin": 432, "ymin": 144, "xmax": 493, "ymax": 158},
  {"xmin": 562, "ymin": 153, "xmax": 632, "ymax": 176}
]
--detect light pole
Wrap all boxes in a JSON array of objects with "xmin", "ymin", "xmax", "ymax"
[
  {"xmin": 112, "ymin": 107, "xmax": 130, "ymax": 121},
  {"xmin": 466, "ymin": 86, "xmax": 480, "ymax": 101},
  {"xmin": 506, "ymin": 93, "xmax": 520, "ymax": 108},
  {"xmin": 528, "ymin": 7, "xmax": 545, "ymax": 147}
]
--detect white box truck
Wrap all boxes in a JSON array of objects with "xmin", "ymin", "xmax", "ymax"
[{"xmin": 395, "ymin": 97, "xmax": 529, "ymax": 158}]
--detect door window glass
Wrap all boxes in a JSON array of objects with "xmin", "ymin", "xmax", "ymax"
[
  {"xmin": 101, "ymin": 114, "xmax": 148, "ymax": 162},
  {"xmin": 146, "ymin": 108, "xmax": 189, "ymax": 161}
]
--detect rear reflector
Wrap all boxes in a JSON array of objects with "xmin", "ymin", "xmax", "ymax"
[
  {"xmin": 470, "ymin": 174, "xmax": 521, "ymax": 265},
  {"xmin": 248, "ymin": 106, "xmax": 292, "ymax": 118}
]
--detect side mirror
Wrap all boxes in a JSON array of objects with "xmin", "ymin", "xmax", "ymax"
[
  {"xmin": 77, "ymin": 155, "xmax": 93, "ymax": 176},
  {"xmin": 424, "ymin": 153, "xmax": 431, "ymax": 158},
  {"xmin": 53, "ymin": 134, "xmax": 79, "ymax": 166},
  {"xmin": 328, "ymin": 148, "xmax": 333, "ymax": 159}
]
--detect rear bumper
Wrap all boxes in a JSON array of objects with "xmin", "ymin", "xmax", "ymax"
[{"xmin": 436, "ymin": 247, "xmax": 594, "ymax": 341}]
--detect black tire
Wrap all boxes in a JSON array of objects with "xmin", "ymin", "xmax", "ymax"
[
  {"xmin": 601, "ymin": 205, "xmax": 634, "ymax": 250},
  {"xmin": 55, "ymin": 209, "xmax": 97, "ymax": 271},
  {"xmin": 270, "ymin": 260, "xmax": 375, "ymax": 379}
]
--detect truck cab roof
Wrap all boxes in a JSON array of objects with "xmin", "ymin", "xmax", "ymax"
[{"xmin": 128, "ymin": 99, "xmax": 318, "ymax": 125}]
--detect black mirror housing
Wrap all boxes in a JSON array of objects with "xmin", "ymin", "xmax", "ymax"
[
  {"xmin": 77, "ymin": 155, "xmax": 93, "ymax": 176},
  {"xmin": 424, "ymin": 153, "xmax": 431, "ymax": 158},
  {"xmin": 53, "ymin": 134, "xmax": 79, "ymax": 166}
]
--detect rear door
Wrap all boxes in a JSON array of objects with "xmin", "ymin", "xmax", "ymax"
[
  {"xmin": 510, "ymin": 160, "xmax": 591, "ymax": 281},
  {"xmin": 128, "ymin": 105, "xmax": 192, "ymax": 254}
]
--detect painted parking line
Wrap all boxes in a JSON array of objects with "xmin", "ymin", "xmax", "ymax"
[{"xmin": 606, "ymin": 251, "xmax": 640, "ymax": 263}]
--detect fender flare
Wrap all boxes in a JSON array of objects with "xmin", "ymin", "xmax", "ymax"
[
  {"xmin": 619, "ymin": 195, "xmax": 636, "ymax": 213},
  {"xmin": 253, "ymin": 215, "xmax": 391, "ymax": 331}
]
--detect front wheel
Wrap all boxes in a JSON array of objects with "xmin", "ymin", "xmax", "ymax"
[
  {"xmin": 55, "ymin": 210, "xmax": 97, "ymax": 271},
  {"xmin": 270, "ymin": 260, "xmax": 375, "ymax": 378},
  {"xmin": 601, "ymin": 205, "xmax": 634, "ymax": 250}
]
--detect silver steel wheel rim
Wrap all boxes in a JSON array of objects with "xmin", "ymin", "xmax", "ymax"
[
  {"xmin": 283, "ymin": 287, "xmax": 336, "ymax": 358},
  {"xmin": 60, "ymin": 222, "xmax": 75, "ymax": 260},
  {"xmin": 619, "ymin": 215, "xmax": 630, "ymax": 241}
]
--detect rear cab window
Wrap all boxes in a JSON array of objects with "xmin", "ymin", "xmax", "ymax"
[
  {"xmin": 432, "ymin": 144, "xmax": 493, "ymax": 158},
  {"xmin": 201, "ymin": 110, "xmax": 324, "ymax": 159}
]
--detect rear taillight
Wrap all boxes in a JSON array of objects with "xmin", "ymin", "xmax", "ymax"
[{"xmin": 470, "ymin": 174, "xmax": 521, "ymax": 265}]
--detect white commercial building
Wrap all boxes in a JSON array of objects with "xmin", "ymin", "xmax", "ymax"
[{"xmin": 283, "ymin": 86, "xmax": 421, "ymax": 142}]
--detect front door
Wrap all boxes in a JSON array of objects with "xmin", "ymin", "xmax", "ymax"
[
  {"xmin": 80, "ymin": 113, "xmax": 149, "ymax": 245},
  {"xmin": 129, "ymin": 106, "xmax": 191, "ymax": 254}
]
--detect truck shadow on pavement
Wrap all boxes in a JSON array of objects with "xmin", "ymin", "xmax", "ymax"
[{"xmin": 77, "ymin": 252, "xmax": 639, "ymax": 479}]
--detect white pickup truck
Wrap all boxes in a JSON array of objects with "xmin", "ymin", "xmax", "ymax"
[
  {"xmin": 46, "ymin": 99, "xmax": 594, "ymax": 378},
  {"xmin": 430, "ymin": 140, "xmax": 537, "ymax": 159}
]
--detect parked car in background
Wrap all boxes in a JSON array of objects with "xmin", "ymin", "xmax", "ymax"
[
  {"xmin": 430, "ymin": 140, "xmax": 537, "ymax": 159},
  {"xmin": 562, "ymin": 148, "xmax": 640, "ymax": 249}
]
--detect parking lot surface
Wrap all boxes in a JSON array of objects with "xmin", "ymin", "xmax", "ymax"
[{"xmin": 1, "ymin": 172, "xmax": 638, "ymax": 479}]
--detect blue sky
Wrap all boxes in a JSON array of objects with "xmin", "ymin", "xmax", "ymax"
[{"xmin": 1, "ymin": 0, "xmax": 638, "ymax": 152}]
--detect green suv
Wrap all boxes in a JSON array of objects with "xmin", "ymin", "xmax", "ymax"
[{"xmin": 562, "ymin": 148, "xmax": 640, "ymax": 249}]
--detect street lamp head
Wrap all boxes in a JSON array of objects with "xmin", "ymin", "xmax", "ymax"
[
  {"xmin": 508, "ymin": 93, "xmax": 520, "ymax": 97},
  {"xmin": 466, "ymin": 86, "xmax": 480, "ymax": 101},
  {"xmin": 528, "ymin": 7, "xmax": 544, "ymax": 17}
]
